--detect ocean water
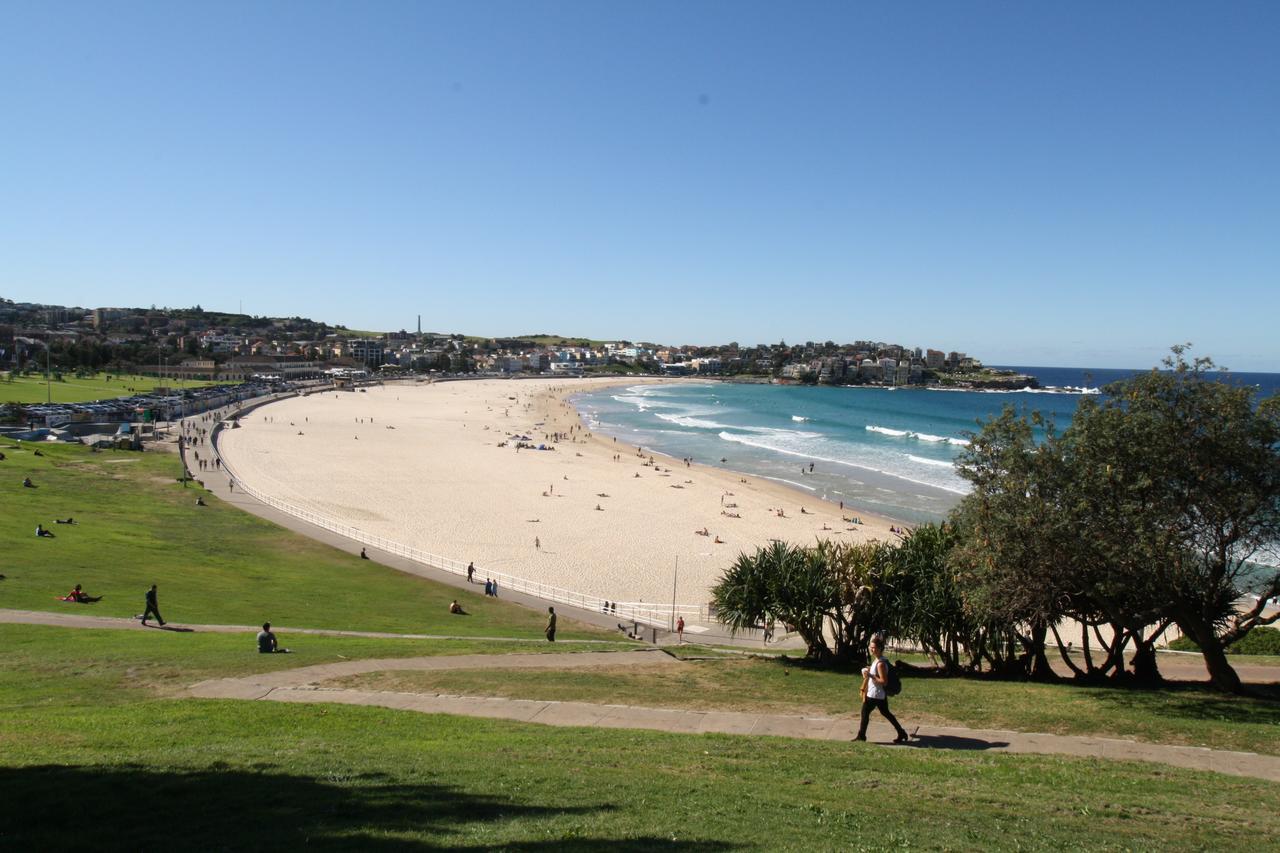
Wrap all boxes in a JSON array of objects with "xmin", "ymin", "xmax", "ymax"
[{"xmin": 573, "ymin": 367, "xmax": 1280, "ymax": 524}]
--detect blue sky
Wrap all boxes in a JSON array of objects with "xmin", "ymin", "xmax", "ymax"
[{"xmin": 2, "ymin": 1, "xmax": 1277, "ymax": 370}]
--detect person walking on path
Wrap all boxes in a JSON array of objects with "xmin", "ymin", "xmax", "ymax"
[
  {"xmin": 856, "ymin": 635, "xmax": 909, "ymax": 743},
  {"xmin": 141, "ymin": 584, "xmax": 166, "ymax": 627},
  {"xmin": 545, "ymin": 607, "xmax": 557, "ymax": 643},
  {"xmin": 676, "ymin": 616, "xmax": 685, "ymax": 644},
  {"xmin": 467, "ymin": 562, "xmax": 475, "ymax": 583}
]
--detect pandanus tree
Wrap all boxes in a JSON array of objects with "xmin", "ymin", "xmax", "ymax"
[
  {"xmin": 711, "ymin": 540, "xmax": 838, "ymax": 660},
  {"xmin": 1066, "ymin": 347, "xmax": 1280, "ymax": 693}
]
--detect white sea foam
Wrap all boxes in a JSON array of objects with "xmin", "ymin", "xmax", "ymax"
[
  {"xmin": 866, "ymin": 424, "xmax": 969, "ymax": 446},
  {"xmin": 718, "ymin": 431, "xmax": 969, "ymax": 495},
  {"xmin": 763, "ymin": 476, "xmax": 818, "ymax": 492},
  {"xmin": 908, "ymin": 455, "xmax": 956, "ymax": 469},
  {"xmin": 866, "ymin": 425, "xmax": 909, "ymax": 437},
  {"xmin": 791, "ymin": 415, "xmax": 810, "ymax": 422},
  {"xmin": 654, "ymin": 412, "xmax": 821, "ymax": 436},
  {"xmin": 655, "ymin": 413, "xmax": 735, "ymax": 430}
]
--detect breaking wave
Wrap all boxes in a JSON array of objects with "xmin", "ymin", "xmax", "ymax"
[{"xmin": 866, "ymin": 424, "xmax": 969, "ymax": 446}]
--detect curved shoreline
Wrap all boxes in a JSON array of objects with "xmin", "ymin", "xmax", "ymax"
[
  {"xmin": 567, "ymin": 381, "xmax": 962, "ymax": 519},
  {"xmin": 215, "ymin": 378, "xmax": 898, "ymax": 611}
]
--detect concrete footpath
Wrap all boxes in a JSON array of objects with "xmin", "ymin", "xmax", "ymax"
[{"xmin": 186, "ymin": 649, "xmax": 1280, "ymax": 783}]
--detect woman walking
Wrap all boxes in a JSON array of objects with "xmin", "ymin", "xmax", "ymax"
[{"xmin": 856, "ymin": 635, "xmax": 909, "ymax": 743}]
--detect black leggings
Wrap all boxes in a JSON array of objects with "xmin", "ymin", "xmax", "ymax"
[{"xmin": 858, "ymin": 697, "xmax": 906, "ymax": 738}]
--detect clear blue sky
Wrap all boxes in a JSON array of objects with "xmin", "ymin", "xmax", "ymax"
[{"xmin": 2, "ymin": 2, "xmax": 1277, "ymax": 370}]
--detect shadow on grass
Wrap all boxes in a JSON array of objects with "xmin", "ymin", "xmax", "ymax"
[
  {"xmin": 908, "ymin": 734, "xmax": 1010, "ymax": 751},
  {"xmin": 0, "ymin": 765, "xmax": 740, "ymax": 851},
  {"xmin": 1081, "ymin": 681, "xmax": 1280, "ymax": 726}
]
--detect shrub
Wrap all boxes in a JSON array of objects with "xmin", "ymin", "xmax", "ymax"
[{"xmin": 1168, "ymin": 628, "xmax": 1280, "ymax": 655}]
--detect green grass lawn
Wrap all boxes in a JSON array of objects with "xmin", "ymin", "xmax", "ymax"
[
  {"xmin": 0, "ymin": 441, "xmax": 612, "ymax": 640},
  {"xmin": 6, "ymin": 440, "xmax": 1280, "ymax": 848},
  {"xmin": 0, "ymin": 624, "xmax": 632, "ymax": 703},
  {"xmin": 0, "ymin": 371, "xmax": 229, "ymax": 404},
  {"xmin": 333, "ymin": 654, "xmax": 1280, "ymax": 757},
  {"xmin": 2, "ymin": 625, "xmax": 1279, "ymax": 850}
]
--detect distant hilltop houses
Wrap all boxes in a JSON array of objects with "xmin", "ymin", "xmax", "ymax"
[{"xmin": 0, "ymin": 299, "xmax": 1036, "ymax": 390}]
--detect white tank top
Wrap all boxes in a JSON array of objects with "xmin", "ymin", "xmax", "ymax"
[{"xmin": 866, "ymin": 657, "xmax": 888, "ymax": 700}]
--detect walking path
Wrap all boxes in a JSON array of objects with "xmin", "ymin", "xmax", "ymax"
[
  {"xmin": 186, "ymin": 649, "xmax": 1280, "ymax": 783},
  {"xmin": 6, "ymin": 607, "xmax": 1275, "ymax": 780},
  {"xmin": 0, "ymin": 608, "xmax": 623, "ymax": 645}
]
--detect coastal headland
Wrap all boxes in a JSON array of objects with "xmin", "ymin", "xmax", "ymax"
[{"xmin": 216, "ymin": 377, "xmax": 898, "ymax": 609}]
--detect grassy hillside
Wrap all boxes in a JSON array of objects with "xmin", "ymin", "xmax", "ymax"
[
  {"xmin": 0, "ymin": 371, "xmax": 229, "ymax": 404},
  {"xmin": 0, "ymin": 441, "xmax": 607, "ymax": 639},
  {"xmin": 4, "ymin": 439, "xmax": 1280, "ymax": 849},
  {"xmin": 335, "ymin": 654, "xmax": 1280, "ymax": 756},
  {"xmin": 3, "ymin": 625, "xmax": 1279, "ymax": 850}
]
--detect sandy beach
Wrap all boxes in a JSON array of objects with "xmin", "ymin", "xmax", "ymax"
[{"xmin": 217, "ymin": 377, "xmax": 899, "ymax": 610}]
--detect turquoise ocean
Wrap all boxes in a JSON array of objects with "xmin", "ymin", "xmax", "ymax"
[{"xmin": 572, "ymin": 367, "xmax": 1280, "ymax": 524}]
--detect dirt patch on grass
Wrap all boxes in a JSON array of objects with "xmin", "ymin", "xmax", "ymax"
[{"xmin": 324, "ymin": 662, "xmax": 840, "ymax": 716}]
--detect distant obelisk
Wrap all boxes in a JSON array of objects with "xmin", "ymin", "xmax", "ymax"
[{"xmin": 417, "ymin": 314, "xmax": 421, "ymax": 335}]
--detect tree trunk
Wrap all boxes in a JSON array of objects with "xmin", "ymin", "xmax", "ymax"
[
  {"xmin": 1024, "ymin": 617, "xmax": 1054, "ymax": 676},
  {"xmin": 1198, "ymin": 638, "xmax": 1244, "ymax": 693},
  {"xmin": 1128, "ymin": 638, "xmax": 1162, "ymax": 686},
  {"xmin": 1179, "ymin": 617, "xmax": 1245, "ymax": 693}
]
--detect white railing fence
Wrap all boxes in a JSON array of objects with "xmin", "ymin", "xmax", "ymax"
[{"xmin": 203, "ymin": 402, "xmax": 706, "ymax": 629}]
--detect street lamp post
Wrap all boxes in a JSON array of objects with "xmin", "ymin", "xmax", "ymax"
[{"xmin": 670, "ymin": 555, "xmax": 679, "ymax": 632}]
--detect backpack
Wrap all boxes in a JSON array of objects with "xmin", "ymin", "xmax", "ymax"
[{"xmin": 882, "ymin": 659, "xmax": 902, "ymax": 697}]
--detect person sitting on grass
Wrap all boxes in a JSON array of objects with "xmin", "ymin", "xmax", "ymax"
[
  {"xmin": 257, "ymin": 622, "xmax": 290, "ymax": 653},
  {"xmin": 23, "ymin": 477, "xmax": 34, "ymax": 488},
  {"xmin": 62, "ymin": 584, "xmax": 102, "ymax": 603},
  {"xmin": 449, "ymin": 600, "xmax": 467, "ymax": 615},
  {"xmin": 35, "ymin": 523, "xmax": 54, "ymax": 538}
]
